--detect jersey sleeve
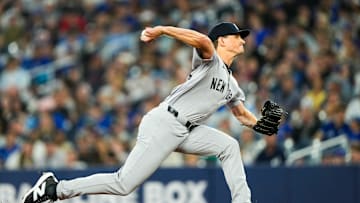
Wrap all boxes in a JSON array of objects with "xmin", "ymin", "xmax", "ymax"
[
  {"xmin": 227, "ymin": 77, "xmax": 246, "ymax": 108},
  {"xmin": 191, "ymin": 48, "xmax": 218, "ymax": 70}
]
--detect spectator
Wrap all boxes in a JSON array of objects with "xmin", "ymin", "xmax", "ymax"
[
  {"xmin": 43, "ymin": 137, "xmax": 67, "ymax": 169},
  {"xmin": 32, "ymin": 111, "xmax": 57, "ymax": 141},
  {"xmin": 107, "ymin": 136, "xmax": 129, "ymax": 165},
  {"xmin": 0, "ymin": 88, "xmax": 27, "ymax": 134},
  {"xmin": 75, "ymin": 127, "xmax": 103, "ymax": 166},
  {"xmin": 304, "ymin": 73, "xmax": 327, "ymax": 112},
  {"xmin": 58, "ymin": 6, "xmax": 86, "ymax": 35},
  {"xmin": 287, "ymin": 99, "xmax": 322, "ymax": 149},
  {"xmin": 0, "ymin": 56, "xmax": 30, "ymax": 92},
  {"xmin": 350, "ymin": 143, "xmax": 360, "ymax": 165},
  {"xmin": 322, "ymin": 147, "xmax": 347, "ymax": 166},
  {"xmin": 239, "ymin": 128, "xmax": 263, "ymax": 166},
  {"xmin": 22, "ymin": 38, "xmax": 54, "ymax": 71},
  {"xmin": 0, "ymin": 131, "xmax": 20, "ymax": 168},
  {"xmin": 98, "ymin": 64, "xmax": 127, "ymax": 110},
  {"xmin": 348, "ymin": 118, "xmax": 360, "ymax": 144},
  {"xmin": 1, "ymin": 8, "xmax": 25, "ymax": 45},
  {"xmin": 83, "ymin": 53, "xmax": 105, "ymax": 93},
  {"xmin": 255, "ymin": 135, "xmax": 285, "ymax": 166},
  {"xmin": 65, "ymin": 148, "xmax": 87, "ymax": 169},
  {"xmin": 345, "ymin": 94, "xmax": 360, "ymax": 123},
  {"xmin": 72, "ymin": 82, "xmax": 94, "ymax": 122},
  {"xmin": 4, "ymin": 139, "xmax": 34, "ymax": 170},
  {"xmin": 272, "ymin": 73, "xmax": 301, "ymax": 112},
  {"xmin": 319, "ymin": 103, "xmax": 352, "ymax": 140}
]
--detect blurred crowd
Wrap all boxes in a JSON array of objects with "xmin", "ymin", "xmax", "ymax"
[{"xmin": 0, "ymin": 0, "xmax": 360, "ymax": 170}]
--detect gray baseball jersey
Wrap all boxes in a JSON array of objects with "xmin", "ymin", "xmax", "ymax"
[
  {"xmin": 55, "ymin": 49, "xmax": 251, "ymax": 203},
  {"xmin": 165, "ymin": 48, "xmax": 246, "ymax": 123}
]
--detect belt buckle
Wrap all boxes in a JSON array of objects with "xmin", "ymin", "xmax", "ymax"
[
  {"xmin": 185, "ymin": 121, "xmax": 197, "ymax": 132},
  {"xmin": 167, "ymin": 106, "xmax": 178, "ymax": 117}
]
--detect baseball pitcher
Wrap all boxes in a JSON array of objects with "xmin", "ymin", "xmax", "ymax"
[{"xmin": 22, "ymin": 22, "xmax": 285, "ymax": 203}]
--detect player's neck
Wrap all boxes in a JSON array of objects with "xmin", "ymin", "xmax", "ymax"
[
  {"xmin": 216, "ymin": 47, "xmax": 237, "ymax": 68},
  {"xmin": 217, "ymin": 52, "xmax": 234, "ymax": 68}
]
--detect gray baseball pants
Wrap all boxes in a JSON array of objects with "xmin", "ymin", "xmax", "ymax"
[{"xmin": 56, "ymin": 104, "xmax": 251, "ymax": 203}]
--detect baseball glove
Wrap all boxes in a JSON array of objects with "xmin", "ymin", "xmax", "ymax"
[{"xmin": 253, "ymin": 100, "xmax": 287, "ymax": 136}]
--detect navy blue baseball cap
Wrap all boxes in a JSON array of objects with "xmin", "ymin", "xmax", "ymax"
[{"xmin": 208, "ymin": 22, "xmax": 250, "ymax": 41}]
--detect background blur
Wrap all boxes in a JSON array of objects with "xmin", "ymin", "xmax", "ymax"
[
  {"xmin": 0, "ymin": 0, "xmax": 360, "ymax": 202},
  {"xmin": 0, "ymin": 0, "xmax": 360, "ymax": 203}
]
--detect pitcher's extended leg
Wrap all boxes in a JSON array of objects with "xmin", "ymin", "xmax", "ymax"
[
  {"xmin": 57, "ymin": 110, "xmax": 188, "ymax": 200},
  {"xmin": 57, "ymin": 139, "xmax": 166, "ymax": 199}
]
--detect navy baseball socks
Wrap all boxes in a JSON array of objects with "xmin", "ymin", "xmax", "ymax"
[{"xmin": 22, "ymin": 172, "xmax": 58, "ymax": 203}]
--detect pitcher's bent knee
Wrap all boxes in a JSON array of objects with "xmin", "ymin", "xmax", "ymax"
[
  {"xmin": 218, "ymin": 137, "xmax": 241, "ymax": 161},
  {"xmin": 113, "ymin": 171, "xmax": 137, "ymax": 195}
]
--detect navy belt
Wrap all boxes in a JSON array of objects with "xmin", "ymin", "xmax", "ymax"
[{"xmin": 167, "ymin": 106, "xmax": 198, "ymax": 132}]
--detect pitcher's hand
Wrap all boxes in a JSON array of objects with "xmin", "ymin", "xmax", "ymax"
[{"xmin": 140, "ymin": 26, "xmax": 163, "ymax": 42}]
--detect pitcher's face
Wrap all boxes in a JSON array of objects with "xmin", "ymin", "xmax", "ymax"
[{"xmin": 223, "ymin": 35, "xmax": 246, "ymax": 55}]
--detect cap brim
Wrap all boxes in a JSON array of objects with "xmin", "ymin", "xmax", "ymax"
[
  {"xmin": 225, "ymin": 29, "xmax": 250, "ymax": 39},
  {"xmin": 238, "ymin": 29, "xmax": 250, "ymax": 38},
  {"xmin": 208, "ymin": 28, "xmax": 251, "ymax": 41}
]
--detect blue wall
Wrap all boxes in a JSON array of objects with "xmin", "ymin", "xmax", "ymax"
[{"xmin": 0, "ymin": 166, "xmax": 359, "ymax": 203}]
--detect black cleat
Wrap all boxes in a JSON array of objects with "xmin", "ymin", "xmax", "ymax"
[{"xmin": 22, "ymin": 172, "xmax": 59, "ymax": 203}]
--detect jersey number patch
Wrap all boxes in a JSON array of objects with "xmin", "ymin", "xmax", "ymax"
[{"xmin": 225, "ymin": 89, "xmax": 232, "ymax": 100}]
